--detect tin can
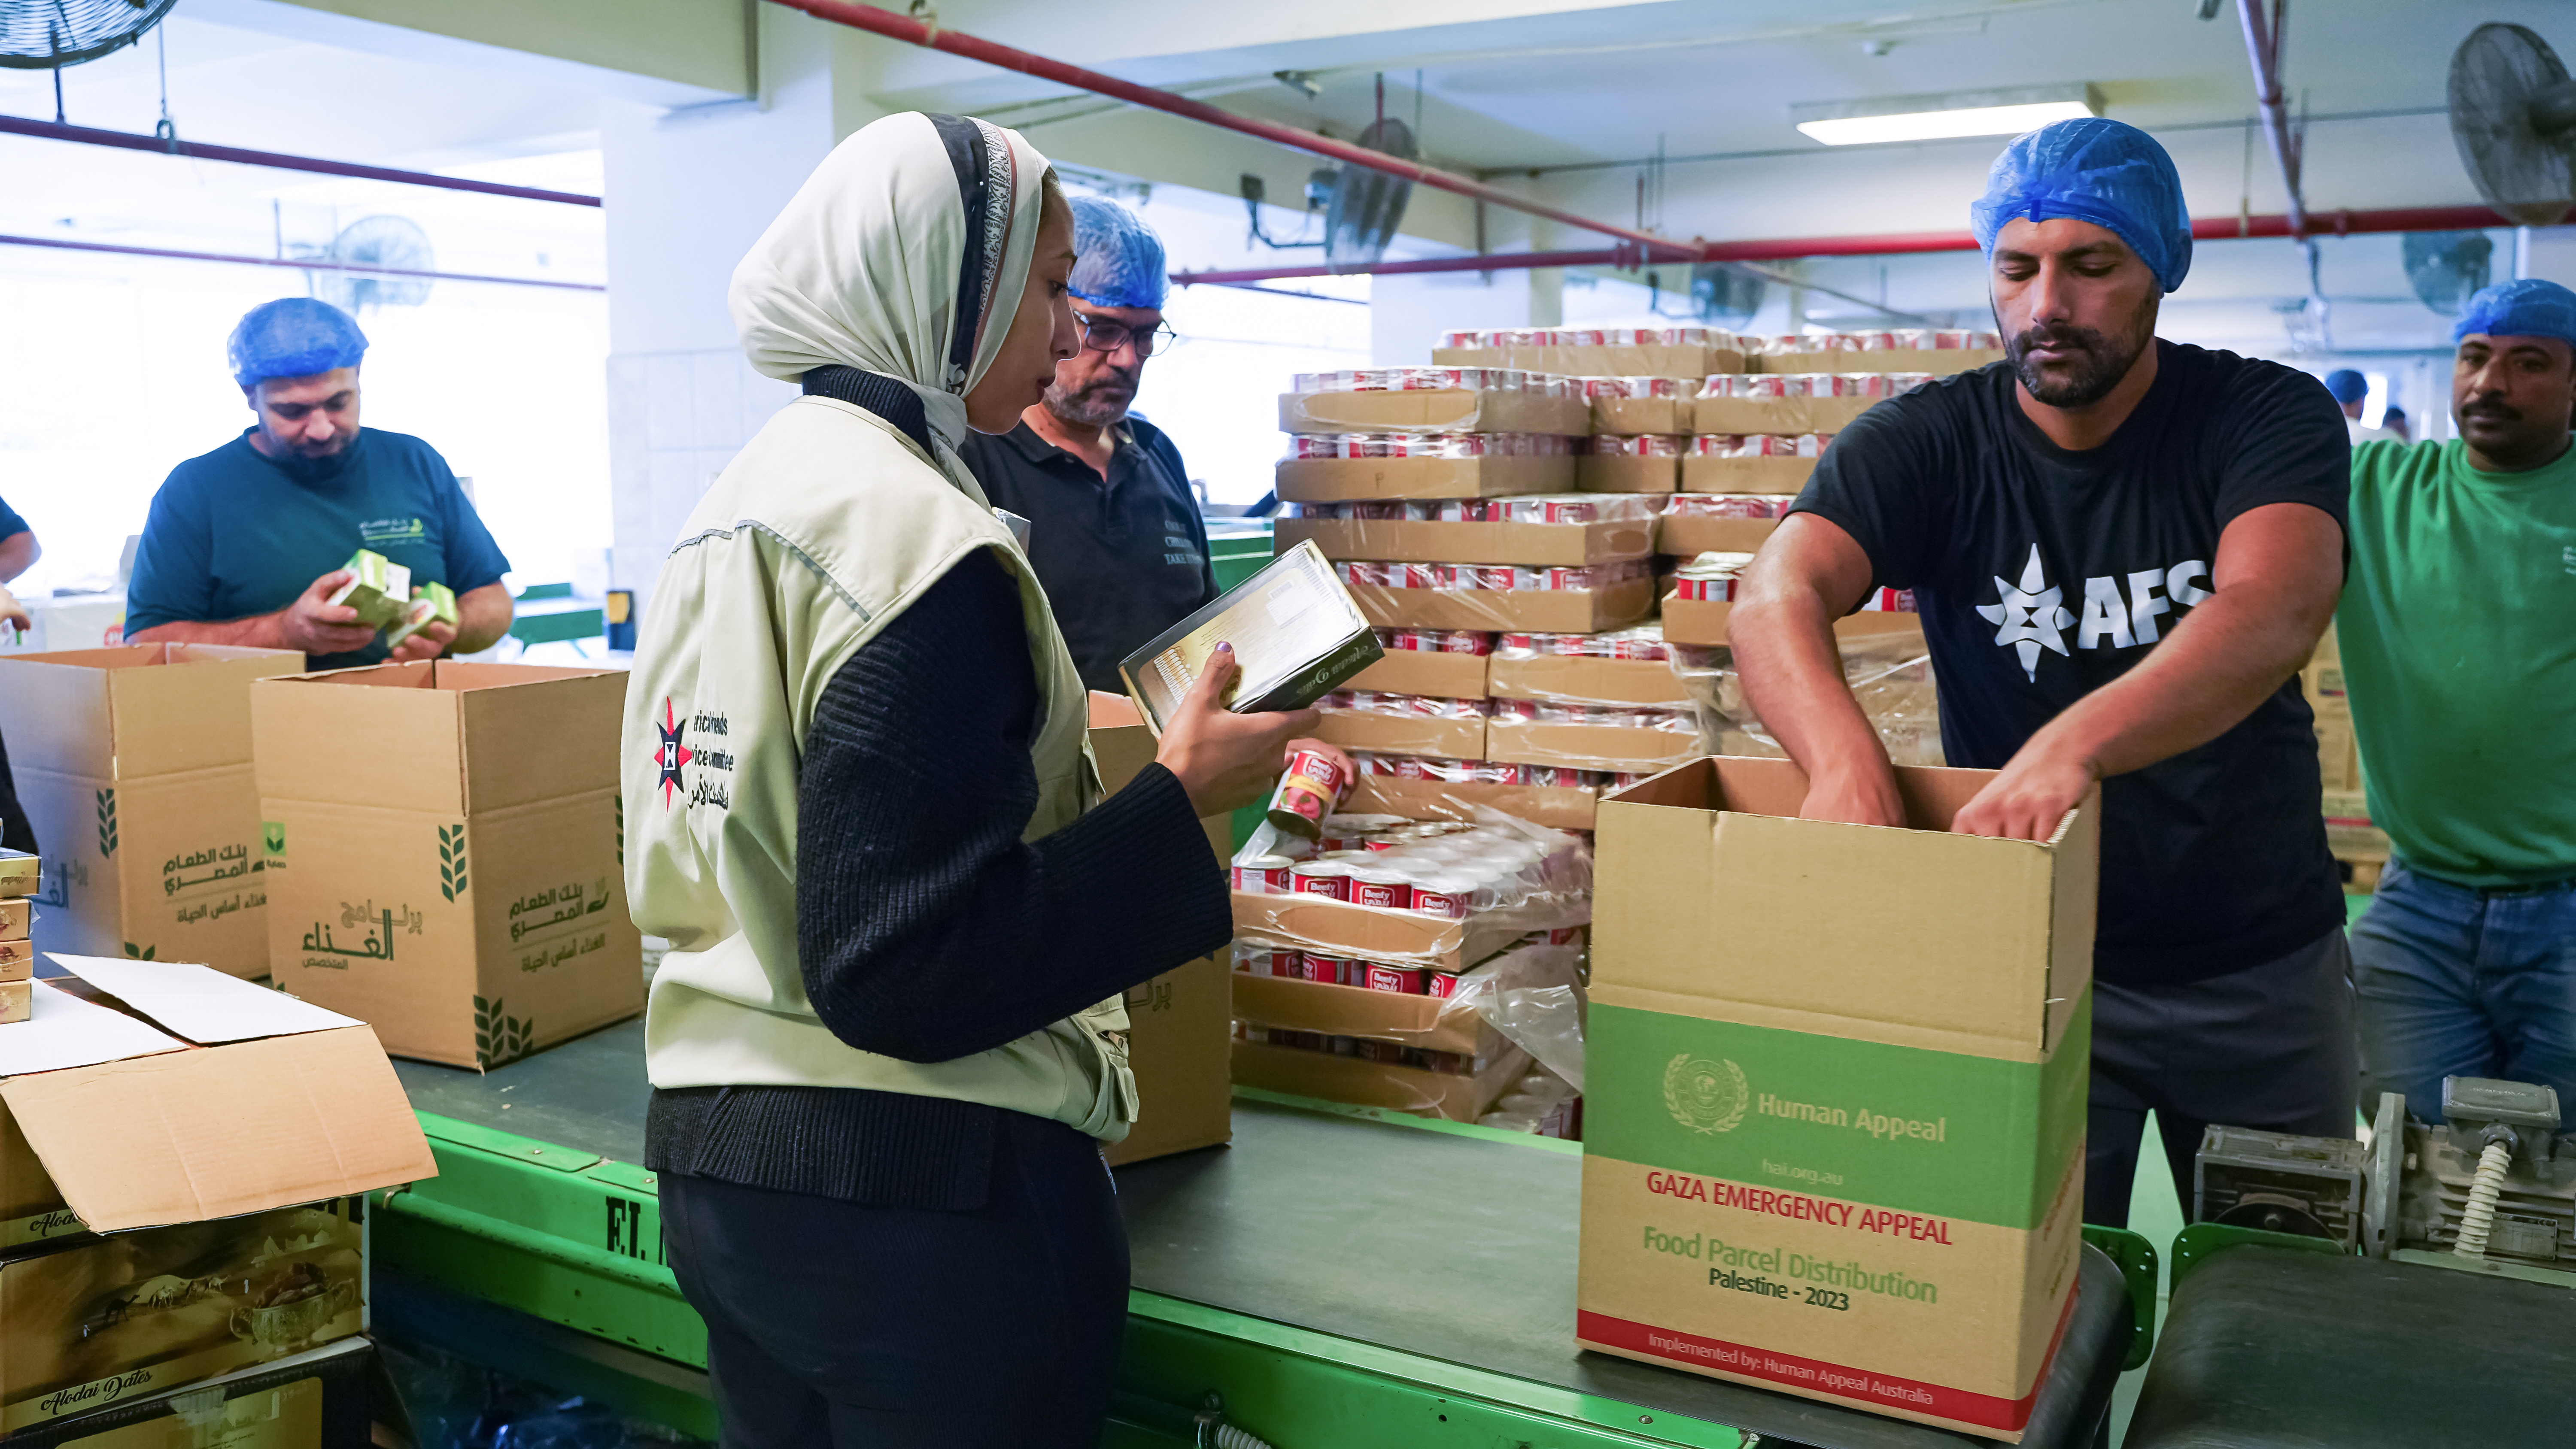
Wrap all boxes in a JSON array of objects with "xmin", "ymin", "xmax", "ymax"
[
  {"xmin": 1352, "ymin": 1038, "xmax": 1409, "ymax": 1064},
  {"xmin": 1268, "ymin": 747, "xmax": 1349, "ymax": 837},
  {"xmin": 1295, "ymin": 952, "xmax": 1356, "ymax": 984},
  {"xmin": 1231, "ymin": 854, "xmax": 1297, "ymax": 894},
  {"xmin": 1347, "ymin": 867, "xmax": 1413, "ymax": 911},
  {"xmin": 1427, "ymin": 971, "xmax": 1466, "ymax": 1000},
  {"xmin": 1409, "ymin": 876, "xmax": 1473, "ymax": 919},
  {"xmin": 1428, "ymin": 628, "xmax": 1493, "ymax": 655},
  {"xmin": 1288, "ymin": 860, "xmax": 1350, "ymax": 900},
  {"xmin": 1358, "ymin": 963, "xmax": 1431, "ymax": 994},
  {"xmin": 1233, "ymin": 946, "xmax": 1299, "ymax": 977}
]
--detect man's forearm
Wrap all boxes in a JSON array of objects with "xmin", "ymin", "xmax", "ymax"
[
  {"xmin": 0, "ymin": 532, "xmax": 36, "ymax": 585},
  {"xmin": 1732, "ymin": 591, "xmax": 1894, "ymax": 782},
  {"xmin": 128, "ymin": 614, "xmax": 294, "ymax": 651},
  {"xmin": 2022, "ymin": 583, "xmax": 2325, "ymax": 779},
  {"xmin": 451, "ymin": 583, "xmax": 513, "ymax": 654}
]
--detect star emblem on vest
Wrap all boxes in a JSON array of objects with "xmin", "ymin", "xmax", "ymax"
[
  {"xmin": 653, "ymin": 698, "xmax": 693, "ymax": 808},
  {"xmin": 1977, "ymin": 544, "xmax": 2076, "ymax": 682}
]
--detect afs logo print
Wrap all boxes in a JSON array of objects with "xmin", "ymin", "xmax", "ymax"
[{"xmin": 1665, "ymin": 1053, "xmax": 1749, "ymax": 1135}]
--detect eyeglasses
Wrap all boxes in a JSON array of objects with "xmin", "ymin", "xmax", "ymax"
[{"xmin": 1074, "ymin": 312, "xmax": 1180, "ymax": 358}]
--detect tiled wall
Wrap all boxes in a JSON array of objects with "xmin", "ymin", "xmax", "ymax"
[{"xmin": 607, "ymin": 347, "xmax": 800, "ymax": 605}]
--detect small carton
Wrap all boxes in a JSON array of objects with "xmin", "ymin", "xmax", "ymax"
[
  {"xmin": 252, "ymin": 662, "xmax": 643, "ymax": 1069},
  {"xmin": 0, "ymin": 849, "xmax": 34, "ymax": 899},
  {"xmin": 0, "ymin": 645, "xmax": 306, "ymax": 978},
  {"xmin": 1488, "ymin": 655, "xmax": 1691, "ymax": 708},
  {"xmin": 1577, "ymin": 454, "xmax": 1679, "ymax": 494},
  {"xmin": 1346, "ymin": 649, "xmax": 1489, "ymax": 700},
  {"xmin": 1120, "ymin": 542, "xmax": 1381, "ymax": 736},
  {"xmin": 1681, "ymin": 455, "xmax": 1817, "ymax": 495},
  {"xmin": 382, "ymin": 580, "xmax": 459, "ymax": 651},
  {"xmin": 0, "ymin": 956, "xmax": 432, "ymax": 1254},
  {"xmin": 1578, "ymin": 757, "xmax": 2095, "ymax": 1439},
  {"xmin": 322, "ymin": 550, "xmax": 411, "ymax": 631},
  {"xmin": 1313, "ymin": 710, "xmax": 1487, "ymax": 762},
  {"xmin": 1275, "ymin": 455, "xmax": 1573, "ymax": 503},
  {"xmin": 1274, "ymin": 516, "xmax": 1653, "ymax": 568},
  {"xmin": 1659, "ymin": 514, "xmax": 1783, "ymax": 557},
  {"xmin": 1279, "ymin": 386, "xmax": 1588, "ymax": 437},
  {"xmin": 1087, "ymin": 694, "xmax": 1237, "ymax": 1167},
  {"xmin": 1350, "ymin": 576, "xmax": 1656, "ymax": 635}
]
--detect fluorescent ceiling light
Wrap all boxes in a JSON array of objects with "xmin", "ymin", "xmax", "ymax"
[{"xmin": 1792, "ymin": 85, "xmax": 2102, "ymax": 146}]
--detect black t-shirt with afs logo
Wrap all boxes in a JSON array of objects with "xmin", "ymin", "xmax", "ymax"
[{"xmin": 1791, "ymin": 340, "xmax": 2351, "ymax": 985}]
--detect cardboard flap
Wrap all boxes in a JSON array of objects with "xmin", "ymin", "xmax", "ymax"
[
  {"xmin": 108, "ymin": 649, "xmax": 304, "ymax": 777},
  {"xmin": 453, "ymin": 666, "xmax": 627, "ymax": 812},
  {"xmin": 0, "ymin": 1026, "xmax": 437, "ymax": 1232},
  {"xmin": 47, "ymin": 956, "xmax": 361, "ymax": 1043},
  {"xmin": 0, "ymin": 980, "xmax": 188, "ymax": 1076},
  {"xmin": 252, "ymin": 664, "xmax": 465, "ymax": 815}
]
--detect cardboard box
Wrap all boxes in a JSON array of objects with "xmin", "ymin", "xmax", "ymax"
[
  {"xmin": 1088, "ymin": 694, "xmax": 1236, "ymax": 1167},
  {"xmin": 1578, "ymin": 757, "xmax": 2095, "ymax": 1439},
  {"xmin": 1592, "ymin": 397, "xmax": 1693, "ymax": 435},
  {"xmin": 1660, "ymin": 515, "xmax": 1784, "ymax": 557},
  {"xmin": 1485, "ymin": 717, "xmax": 1703, "ymax": 774},
  {"xmin": 1230, "ymin": 891, "xmax": 1539, "ymax": 979},
  {"xmin": 1692, "ymin": 394, "xmax": 1882, "ymax": 436},
  {"xmin": 1434, "ymin": 345, "xmax": 1747, "ymax": 378},
  {"xmin": 0, "ymin": 1198, "xmax": 366, "ymax": 1434},
  {"xmin": 1347, "ymin": 649, "xmax": 1489, "ymax": 699},
  {"xmin": 252, "ymin": 662, "xmax": 643, "ymax": 1069},
  {"xmin": 1279, "ymin": 388, "xmax": 1589, "ymax": 437},
  {"xmin": 1578, "ymin": 454, "xmax": 1679, "ymax": 494},
  {"xmin": 1313, "ymin": 710, "xmax": 1487, "ymax": 762},
  {"xmin": 0, "ymin": 958, "xmax": 434, "ymax": 1246},
  {"xmin": 1275, "ymin": 516, "xmax": 1653, "ymax": 567},
  {"xmin": 1, "ymin": 1338, "xmax": 373, "ymax": 1449},
  {"xmin": 0, "ymin": 645, "xmax": 306, "ymax": 979},
  {"xmin": 1754, "ymin": 347, "xmax": 2002, "ymax": 376},
  {"xmin": 1276, "ymin": 455, "xmax": 1573, "ymax": 503},
  {"xmin": 1121, "ymin": 542, "xmax": 1380, "ymax": 734},
  {"xmin": 1681, "ymin": 455, "xmax": 1817, "ymax": 495},
  {"xmin": 1662, "ymin": 599, "xmax": 1925, "ymax": 650},
  {"xmin": 1351, "ymin": 576, "xmax": 1656, "ymax": 634},
  {"xmin": 1231, "ymin": 1037, "xmax": 1529, "ymax": 1120},
  {"xmin": 1346, "ymin": 774, "xmax": 1599, "ymax": 831},
  {"xmin": 1489, "ymin": 654, "xmax": 1692, "ymax": 707}
]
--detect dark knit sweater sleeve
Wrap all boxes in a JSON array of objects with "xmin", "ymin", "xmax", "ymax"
[{"xmin": 794, "ymin": 548, "xmax": 1230, "ymax": 1063}]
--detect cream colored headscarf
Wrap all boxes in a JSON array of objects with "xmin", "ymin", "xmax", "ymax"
[{"xmin": 731, "ymin": 111, "xmax": 1050, "ymax": 464}]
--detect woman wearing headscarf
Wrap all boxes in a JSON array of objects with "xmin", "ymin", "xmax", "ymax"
[{"xmin": 621, "ymin": 112, "xmax": 1314, "ymax": 1446}]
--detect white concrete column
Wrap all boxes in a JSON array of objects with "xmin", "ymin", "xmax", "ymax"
[{"xmin": 601, "ymin": 11, "xmax": 892, "ymax": 603}]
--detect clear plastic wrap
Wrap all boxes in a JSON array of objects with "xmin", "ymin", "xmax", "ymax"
[
  {"xmin": 1286, "ymin": 489, "xmax": 1653, "ymax": 522},
  {"xmin": 1444, "ymin": 327, "xmax": 1739, "ymax": 349},
  {"xmin": 1585, "ymin": 434, "xmax": 1687, "ymax": 458},
  {"xmin": 1230, "ymin": 805, "xmax": 1592, "ymax": 937},
  {"xmin": 1670, "ymin": 633, "xmax": 1945, "ymax": 767},
  {"xmin": 1477, "ymin": 1064, "xmax": 1584, "ymax": 1138},
  {"xmin": 1290, "ymin": 367, "xmax": 1571, "ymax": 395},
  {"xmin": 1493, "ymin": 623, "xmax": 1669, "ymax": 661},
  {"xmin": 1665, "ymin": 493, "xmax": 1794, "ymax": 519},
  {"xmin": 1287, "ymin": 431, "xmax": 1575, "ymax": 459},
  {"xmin": 1375, "ymin": 626, "xmax": 1495, "ymax": 655},
  {"xmin": 1337, "ymin": 558, "xmax": 1653, "ymax": 593},
  {"xmin": 1742, "ymin": 329, "xmax": 1998, "ymax": 354},
  {"xmin": 1688, "ymin": 433, "xmax": 1830, "ymax": 458},
  {"xmin": 1319, "ymin": 689, "xmax": 1490, "ymax": 720},
  {"xmin": 1577, "ymin": 375, "xmax": 1700, "ymax": 400}
]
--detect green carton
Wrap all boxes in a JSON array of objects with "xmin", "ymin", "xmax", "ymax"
[
  {"xmin": 325, "ymin": 549, "xmax": 413, "ymax": 631},
  {"xmin": 384, "ymin": 579, "xmax": 459, "ymax": 649}
]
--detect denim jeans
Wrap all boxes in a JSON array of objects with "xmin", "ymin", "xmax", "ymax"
[{"xmin": 2350, "ymin": 857, "xmax": 2576, "ymax": 1122}]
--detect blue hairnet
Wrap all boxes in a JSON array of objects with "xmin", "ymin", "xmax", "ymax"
[
  {"xmin": 228, "ymin": 297, "xmax": 368, "ymax": 387},
  {"xmin": 1969, "ymin": 118, "xmax": 2193, "ymax": 294},
  {"xmin": 2323, "ymin": 369, "xmax": 2368, "ymax": 403},
  {"xmin": 1066, "ymin": 195, "xmax": 1167, "ymax": 310},
  {"xmin": 2452, "ymin": 278, "xmax": 2576, "ymax": 347}
]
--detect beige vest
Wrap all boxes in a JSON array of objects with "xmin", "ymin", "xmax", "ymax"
[{"xmin": 621, "ymin": 395, "xmax": 1136, "ymax": 1140}]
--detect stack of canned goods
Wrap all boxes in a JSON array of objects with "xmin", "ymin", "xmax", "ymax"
[
  {"xmin": 1665, "ymin": 493, "xmax": 1794, "ymax": 520},
  {"xmin": 1289, "ymin": 366, "xmax": 1571, "ymax": 394},
  {"xmin": 1688, "ymin": 433, "xmax": 1832, "ymax": 459},
  {"xmin": 1441, "ymin": 326, "xmax": 1743, "ymax": 349},
  {"xmin": 1316, "ymin": 689, "xmax": 1490, "ymax": 720},
  {"xmin": 1337, "ymin": 558, "xmax": 1653, "ymax": 592},
  {"xmin": 1231, "ymin": 942, "xmax": 1471, "ymax": 998},
  {"xmin": 1742, "ymin": 329, "xmax": 1999, "ymax": 353},
  {"xmin": 1231, "ymin": 815, "xmax": 1585, "ymax": 919},
  {"xmin": 1374, "ymin": 626, "xmax": 1495, "ymax": 655},
  {"xmin": 1490, "ymin": 699, "xmax": 1695, "ymax": 732},
  {"xmin": 1352, "ymin": 751, "xmax": 1655, "ymax": 793},
  {"xmin": 1285, "ymin": 491, "xmax": 1651, "ymax": 522},
  {"xmin": 1699, "ymin": 372, "xmax": 1931, "ymax": 398},
  {"xmin": 1584, "ymin": 433, "xmax": 1686, "ymax": 458},
  {"xmin": 1232, "ymin": 1023, "xmax": 1498, "ymax": 1076},
  {"xmin": 1577, "ymin": 375, "xmax": 1699, "ymax": 400},
  {"xmin": 1287, "ymin": 432, "xmax": 1576, "ymax": 461},
  {"xmin": 1493, "ymin": 623, "xmax": 1670, "ymax": 660},
  {"xmin": 1671, "ymin": 551, "xmax": 1759, "ymax": 602}
]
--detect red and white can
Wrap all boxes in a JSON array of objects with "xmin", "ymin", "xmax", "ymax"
[
  {"xmin": 1358, "ymin": 963, "xmax": 1431, "ymax": 994},
  {"xmin": 1233, "ymin": 946, "xmax": 1299, "ymax": 977},
  {"xmin": 1288, "ymin": 860, "xmax": 1350, "ymax": 900},
  {"xmin": 1346, "ymin": 866, "xmax": 1413, "ymax": 911},
  {"xmin": 1408, "ymin": 875, "xmax": 1475, "ymax": 918},
  {"xmin": 1428, "ymin": 628, "xmax": 1493, "ymax": 655},
  {"xmin": 1427, "ymin": 971, "xmax": 1466, "ymax": 1000},
  {"xmin": 1231, "ymin": 854, "xmax": 1296, "ymax": 894},
  {"xmin": 1269, "ymin": 747, "xmax": 1350, "ymax": 837}
]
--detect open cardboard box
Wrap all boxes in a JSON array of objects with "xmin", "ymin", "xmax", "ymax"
[
  {"xmin": 0, "ymin": 956, "xmax": 433, "ymax": 1247},
  {"xmin": 1275, "ymin": 455, "xmax": 1572, "ymax": 503},
  {"xmin": 1087, "ymin": 694, "xmax": 1236, "ymax": 1166},
  {"xmin": 1351, "ymin": 576, "xmax": 1655, "ymax": 635},
  {"xmin": 1274, "ymin": 516, "xmax": 1654, "ymax": 567},
  {"xmin": 1279, "ymin": 388, "xmax": 1589, "ymax": 437},
  {"xmin": 1488, "ymin": 654, "xmax": 1692, "ymax": 707},
  {"xmin": 0, "ymin": 645, "xmax": 306, "ymax": 979},
  {"xmin": 1346, "ymin": 649, "xmax": 1490, "ymax": 700},
  {"xmin": 1662, "ymin": 598, "xmax": 1924, "ymax": 650},
  {"xmin": 1577, "ymin": 756, "xmax": 2094, "ymax": 1439}
]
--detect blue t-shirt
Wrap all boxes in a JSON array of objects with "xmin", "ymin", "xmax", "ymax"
[
  {"xmin": 127, "ymin": 428, "xmax": 511, "ymax": 670},
  {"xmin": 0, "ymin": 491, "xmax": 26, "ymax": 544}
]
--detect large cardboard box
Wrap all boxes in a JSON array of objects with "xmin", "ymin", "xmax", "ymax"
[
  {"xmin": 0, "ymin": 958, "xmax": 434, "ymax": 1247},
  {"xmin": 1347, "ymin": 649, "xmax": 1489, "ymax": 699},
  {"xmin": 1275, "ymin": 516, "xmax": 1654, "ymax": 567},
  {"xmin": 1279, "ymin": 388, "xmax": 1589, "ymax": 437},
  {"xmin": 1489, "ymin": 655, "xmax": 1692, "ymax": 707},
  {"xmin": 1276, "ymin": 455, "xmax": 1572, "ymax": 503},
  {"xmin": 1681, "ymin": 455, "xmax": 1816, "ymax": 495},
  {"xmin": 0, "ymin": 645, "xmax": 305, "ymax": 978},
  {"xmin": 1088, "ymin": 695, "xmax": 1235, "ymax": 1166},
  {"xmin": 1578, "ymin": 758, "xmax": 2095, "ymax": 1439},
  {"xmin": 252, "ymin": 663, "xmax": 642, "ymax": 1069},
  {"xmin": 1351, "ymin": 576, "xmax": 1655, "ymax": 634}
]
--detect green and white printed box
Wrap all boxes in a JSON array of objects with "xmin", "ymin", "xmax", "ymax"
[
  {"xmin": 383, "ymin": 579, "xmax": 458, "ymax": 650},
  {"xmin": 1578, "ymin": 756, "xmax": 2096, "ymax": 1442},
  {"xmin": 325, "ymin": 549, "xmax": 412, "ymax": 631}
]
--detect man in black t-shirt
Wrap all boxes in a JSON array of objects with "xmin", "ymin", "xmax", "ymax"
[{"xmin": 1730, "ymin": 119, "xmax": 2354, "ymax": 1226}]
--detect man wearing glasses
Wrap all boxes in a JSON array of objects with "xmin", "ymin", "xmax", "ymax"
[{"xmin": 960, "ymin": 197, "xmax": 1217, "ymax": 694}]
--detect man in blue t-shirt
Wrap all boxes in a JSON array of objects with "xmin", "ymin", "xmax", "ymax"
[
  {"xmin": 1730, "ymin": 121, "xmax": 2354, "ymax": 1227},
  {"xmin": 126, "ymin": 298, "xmax": 513, "ymax": 670}
]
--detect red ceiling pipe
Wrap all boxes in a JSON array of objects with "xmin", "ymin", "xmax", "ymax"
[
  {"xmin": 0, "ymin": 231, "xmax": 606, "ymax": 291},
  {"xmin": 0, "ymin": 115, "xmax": 602, "ymax": 207},
  {"xmin": 766, "ymin": 0, "xmax": 1703, "ymax": 264},
  {"xmin": 1173, "ymin": 204, "xmax": 2517, "ymax": 285}
]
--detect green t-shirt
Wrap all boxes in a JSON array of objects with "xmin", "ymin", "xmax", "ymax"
[{"xmin": 2338, "ymin": 437, "xmax": 2576, "ymax": 884}]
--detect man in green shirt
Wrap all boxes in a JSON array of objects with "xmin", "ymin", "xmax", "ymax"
[{"xmin": 2339, "ymin": 277, "xmax": 2576, "ymax": 1122}]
